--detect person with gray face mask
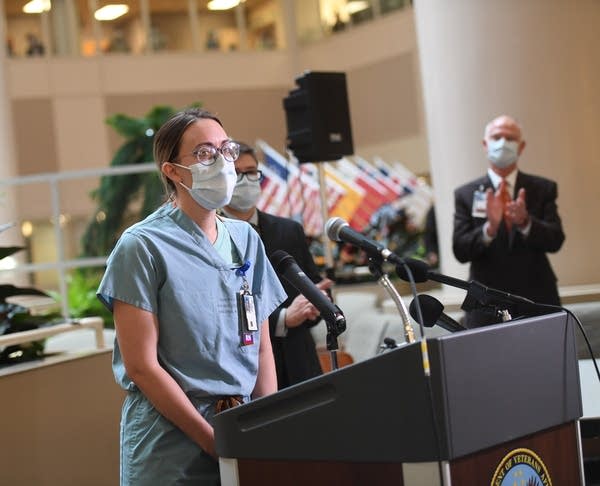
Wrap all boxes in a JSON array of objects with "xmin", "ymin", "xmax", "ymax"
[
  {"xmin": 221, "ymin": 142, "xmax": 333, "ymax": 389},
  {"xmin": 452, "ymin": 114, "xmax": 565, "ymax": 328}
]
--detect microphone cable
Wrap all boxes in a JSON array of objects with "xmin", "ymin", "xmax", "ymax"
[
  {"xmin": 398, "ymin": 260, "xmax": 445, "ymax": 484},
  {"xmin": 522, "ymin": 303, "xmax": 600, "ymax": 385}
]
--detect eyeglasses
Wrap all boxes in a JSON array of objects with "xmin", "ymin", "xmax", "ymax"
[
  {"xmin": 177, "ymin": 140, "xmax": 240, "ymax": 166},
  {"xmin": 236, "ymin": 170, "xmax": 263, "ymax": 182}
]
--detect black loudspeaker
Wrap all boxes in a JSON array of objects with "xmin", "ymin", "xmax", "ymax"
[{"xmin": 283, "ymin": 71, "xmax": 354, "ymax": 163}]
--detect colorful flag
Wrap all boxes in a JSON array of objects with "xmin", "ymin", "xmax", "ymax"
[
  {"xmin": 324, "ymin": 165, "xmax": 366, "ymax": 229},
  {"xmin": 335, "ymin": 158, "xmax": 395, "ymax": 228}
]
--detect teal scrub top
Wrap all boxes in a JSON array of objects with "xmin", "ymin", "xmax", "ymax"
[{"xmin": 97, "ymin": 203, "xmax": 287, "ymax": 399}]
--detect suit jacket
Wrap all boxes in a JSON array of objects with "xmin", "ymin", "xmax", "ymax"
[
  {"xmin": 256, "ymin": 210, "xmax": 323, "ymax": 389},
  {"xmin": 452, "ymin": 171, "xmax": 565, "ymax": 327}
]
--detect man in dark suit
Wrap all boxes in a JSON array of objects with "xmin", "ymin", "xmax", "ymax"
[
  {"xmin": 222, "ymin": 142, "xmax": 331, "ymax": 388},
  {"xmin": 453, "ymin": 115, "xmax": 565, "ymax": 327}
]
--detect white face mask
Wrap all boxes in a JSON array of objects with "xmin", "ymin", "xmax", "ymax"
[
  {"xmin": 174, "ymin": 154, "xmax": 237, "ymax": 210},
  {"xmin": 487, "ymin": 138, "xmax": 519, "ymax": 168},
  {"xmin": 229, "ymin": 178, "xmax": 261, "ymax": 212}
]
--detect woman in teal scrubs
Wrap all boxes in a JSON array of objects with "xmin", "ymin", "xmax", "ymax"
[{"xmin": 98, "ymin": 108, "xmax": 286, "ymax": 485}]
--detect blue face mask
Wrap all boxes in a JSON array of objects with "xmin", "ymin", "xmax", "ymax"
[
  {"xmin": 174, "ymin": 154, "xmax": 237, "ymax": 210},
  {"xmin": 487, "ymin": 138, "xmax": 519, "ymax": 168}
]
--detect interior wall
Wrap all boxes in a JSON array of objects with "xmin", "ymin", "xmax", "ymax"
[
  {"xmin": 346, "ymin": 53, "xmax": 423, "ymax": 169},
  {"xmin": 0, "ymin": 351, "xmax": 124, "ymax": 486},
  {"xmin": 104, "ymin": 86, "xmax": 290, "ymax": 156}
]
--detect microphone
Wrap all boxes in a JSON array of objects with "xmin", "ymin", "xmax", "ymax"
[
  {"xmin": 396, "ymin": 259, "xmax": 540, "ymax": 314},
  {"xmin": 270, "ymin": 250, "xmax": 346, "ymax": 331},
  {"xmin": 408, "ymin": 294, "xmax": 465, "ymax": 333},
  {"xmin": 325, "ymin": 217, "xmax": 404, "ymax": 264}
]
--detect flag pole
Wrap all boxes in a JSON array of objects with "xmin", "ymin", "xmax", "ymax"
[{"xmin": 318, "ymin": 163, "xmax": 335, "ymax": 279}]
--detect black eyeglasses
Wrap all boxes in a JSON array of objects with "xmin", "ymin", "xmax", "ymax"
[
  {"xmin": 236, "ymin": 170, "xmax": 263, "ymax": 182},
  {"xmin": 176, "ymin": 140, "xmax": 240, "ymax": 166}
]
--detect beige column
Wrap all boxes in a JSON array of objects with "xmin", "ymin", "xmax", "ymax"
[
  {"xmin": 0, "ymin": 3, "xmax": 25, "ymax": 284},
  {"xmin": 414, "ymin": 0, "xmax": 600, "ymax": 286}
]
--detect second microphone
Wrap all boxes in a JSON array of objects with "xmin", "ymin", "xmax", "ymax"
[{"xmin": 270, "ymin": 250, "xmax": 345, "ymax": 329}]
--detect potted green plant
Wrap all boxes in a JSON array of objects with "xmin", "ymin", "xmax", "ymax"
[{"xmin": 0, "ymin": 224, "xmax": 62, "ymax": 365}]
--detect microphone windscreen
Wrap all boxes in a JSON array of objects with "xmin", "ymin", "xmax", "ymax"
[
  {"xmin": 324, "ymin": 217, "xmax": 347, "ymax": 242},
  {"xmin": 396, "ymin": 258, "xmax": 429, "ymax": 283},
  {"xmin": 409, "ymin": 294, "xmax": 444, "ymax": 327},
  {"xmin": 383, "ymin": 337, "xmax": 397, "ymax": 346}
]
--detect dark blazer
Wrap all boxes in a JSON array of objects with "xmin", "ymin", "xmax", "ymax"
[
  {"xmin": 256, "ymin": 210, "xmax": 323, "ymax": 389},
  {"xmin": 452, "ymin": 171, "xmax": 565, "ymax": 327}
]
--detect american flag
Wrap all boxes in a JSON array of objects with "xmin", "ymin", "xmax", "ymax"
[
  {"xmin": 252, "ymin": 141, "xmax": 432, "ymax": 235},
  {"xmin": 255, "ymin": 141, "xmax": 329, "ymax": 236},
  {"xmin": 334, "ymin": 157, "xmax": 395, "ymax": 229},
  {"xmin": 256, "ymin": 163, "xmax": 287, "ymax": 217},
  {"xmin": 353, "ymin": 156, "xmax": 404, "ymax": 200},
  {"xmin": 372, "ymin": 156, "xmax": 434, "ymax": 229}
]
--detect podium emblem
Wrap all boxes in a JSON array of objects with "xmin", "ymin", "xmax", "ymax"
[{"xmin": 491, "ymin": 447, "xmax": 552, "ymax": 486}]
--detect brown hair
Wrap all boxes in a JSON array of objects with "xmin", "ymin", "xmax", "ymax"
[
  {"xmin": 235, "ymin": 141, "xmax": 259, "ymax": 164},
  {"xmin": 153, "ymin": 108, "xmax": 223, "ymax": 198}
]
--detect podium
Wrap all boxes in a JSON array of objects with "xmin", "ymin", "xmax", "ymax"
[{"xmin": 214, "ymin": 312, "xmax": 584, "ymax": 485}]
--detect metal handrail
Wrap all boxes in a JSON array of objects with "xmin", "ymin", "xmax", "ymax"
[
  {"xmin": 1, "ymin": 163, "xmax": 156, "ymax": 349},
  {"xmin": 0, "ymin": 316, "xmax": 105, "ymax": 349}
]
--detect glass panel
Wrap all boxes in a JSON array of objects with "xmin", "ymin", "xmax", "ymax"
[
  {"xmin": 342, "ymin": 0, "xmax": 374, "ymax": 27},
  {"xmin": 4, "ymin": 0, "xmax": 48, "ymax": 57},
  {"xmin": 75, "ymin": 0, "xmax": 99, "ymax": 56},
  {"xmin": 65, "ymin": 267, "xmax": 113, "ymax": 326},
  {"xmin": 96, "ymin": 0, "xmax": 143, "ymax": 54},
  {"xmin": 294, "ymin": 0, "xmax": 323, "ymax": 45},
  {"xmin": 199, "ymin": 2, "xmax": 238, "ymax": 52},
  {"xmin": 245, "ymin": 0, "xmax": 283, "ymax": 51},
  {"xmin": 379, "ymin": 0, "xmax": 410, "ymax": 15},
  {"xmin": 296, "ymin": 0, "xmax": 377, "ymax": 44},
  {"xmin": 46, "ymin": 0, "xmax": 90, "ymax": 56},
  {"xmin": 148, "ymin": 0, "xmax": 190, "ymax": 52}
]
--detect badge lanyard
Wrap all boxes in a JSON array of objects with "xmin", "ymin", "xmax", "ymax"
[{"xmin": 235, "ymin": 260, "xmax": 257, "ymax": 346}]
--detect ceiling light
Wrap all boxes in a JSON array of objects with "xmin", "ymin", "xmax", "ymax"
[
  {"xmin": 21, "ymin": 221, "xmax": 33, "ymax": 238},
  {"xmin": 207, "ymin": 0, "xmax": 240, "ymax": 11},
  {"xmin": 346, "ymin": 1, "xmax": 369, "ymax": 15},
  {"xmin": 23, "ymin": 0, "xmax": 51, "ymax": 14},
  {"xmin": 94, "ymin": 4, "xmax": 129, "ymax": 21}
]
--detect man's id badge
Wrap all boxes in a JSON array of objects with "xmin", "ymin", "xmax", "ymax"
[{"xmin": 472, "ymin": 190, "xmax": 487, "ymax": 218}]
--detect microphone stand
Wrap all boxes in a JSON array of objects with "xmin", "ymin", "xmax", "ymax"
[
  {"xmin": 324, "ymin": 313, "xmax": 346, "ymax": 371},
  {"xmin": 368, "ymin": 257, "xmax": 415, "ymax": 344}
]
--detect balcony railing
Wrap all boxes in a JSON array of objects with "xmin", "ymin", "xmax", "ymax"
[{"xmin": 0, "ymin": 162, "xmax": 156, "ymax": 319}]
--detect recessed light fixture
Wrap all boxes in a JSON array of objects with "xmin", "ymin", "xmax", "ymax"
[
  {"xmin": 23, "ymin": 0, "xmax": 51, "ymax": 14},
  {"xmin": 207, "ymin": 0, "xmax": 240, "ymax": 11},
  {"xmin": 94, "ymin": 4, "xmax": 130, "ymax": 21}
]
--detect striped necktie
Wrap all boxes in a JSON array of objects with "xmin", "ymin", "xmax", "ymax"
[{"xmin": 499, "ymin": 178, "xmax": 512, "ymax": 231}]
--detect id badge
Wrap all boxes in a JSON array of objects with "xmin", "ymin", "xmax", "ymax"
[
  {"xmin": 243, "ymin": 292, "xmax": 258, "ymax": 331},
  {"xmin": 237, "ymin": 289, "xmax": 258, "ymax": 347},
  {"xmin": 472, "ymin": 190, "xmax": 487, "ymax": 218}
]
